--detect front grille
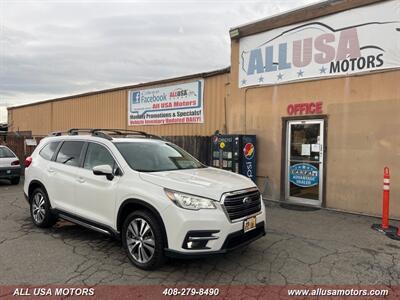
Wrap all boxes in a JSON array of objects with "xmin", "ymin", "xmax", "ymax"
[{"xmin": 222, "ymin": 189, "xmax": 261, "ymax": 221}]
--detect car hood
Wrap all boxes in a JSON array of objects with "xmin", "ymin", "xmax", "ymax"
[{"xmin": 139, "ymin": 167, "xmax": 257, "ymax": 201}]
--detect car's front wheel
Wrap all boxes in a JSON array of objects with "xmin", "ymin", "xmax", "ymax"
[
  {"xmin": 30, "ymin": 187, "xmax": 57, "ymax": 228},
  {"xmin": 122, "ymin": 210, "xmax": 166, "ymax": 270}
]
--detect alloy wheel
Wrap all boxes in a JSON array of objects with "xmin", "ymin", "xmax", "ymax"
[
  {"xmin": 126, "ymin": 218, "xmax": 155, "ymax": 263},
  {"xmin": 32, "ymin": 192, "xmax": 46, "ymax": 223}
]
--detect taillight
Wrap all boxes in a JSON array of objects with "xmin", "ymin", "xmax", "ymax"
[
  {"xmin": 11, "ymin": 160, "xmax": 20, "ymax": 166},
  {"xmin": 24, "ymin": 156, "xmax": 32, "ymax": 168}
]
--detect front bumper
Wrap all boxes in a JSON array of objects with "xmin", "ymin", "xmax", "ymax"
[
  {"xmin": 162, "ymin": 200, "xmax": 267, "ymax": 257},
  {"xmin": 165, "ymin": 221, "xmax": 265, "ymax": 258},
  {"xmin": 0, "ymin": 166, "xmax": 21, "ymax": 179}
]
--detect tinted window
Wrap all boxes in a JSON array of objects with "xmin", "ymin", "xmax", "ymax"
[
  {"xmin": 56, "ymin": 141, "xmax": 84, "ymax": 167},
  {"xmin": 83, "ymin": 143, "xmax": 115, "ymax": 170},
  {"xmin": 0, "ymin": 147, "xmax": 15, "ymax": 158},
  {"xmin": 39, "ymin": 142, "xmax": 60, "ymax": 161},
  {"xmin": 115, "ymin": 142, "xmax": 204, "ymax": 172}
]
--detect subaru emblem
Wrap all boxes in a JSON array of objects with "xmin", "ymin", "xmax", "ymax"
[{"xmin": 243, "ymin": 196, "xmax": 251, "ymax": 205}]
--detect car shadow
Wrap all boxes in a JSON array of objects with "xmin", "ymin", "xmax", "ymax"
[
  {"xmin": 50, "ymin": 219, "xmax": 120, "ymax": 243},
  {"xmin": 43, "ymin": 219, "xmax": 244, "ymax": 270},
  {"xmin": 0, "ymin": 179, "xmax": 13, "ymax": 186}
]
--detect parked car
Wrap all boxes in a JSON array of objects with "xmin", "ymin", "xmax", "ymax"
[
  {"xmin": 0, "ymin": 145, "xmax": 21, "ymax": 185},
  {"xmin": 23, "ymin": 129, "xmax": 266, "ymax": 270}
]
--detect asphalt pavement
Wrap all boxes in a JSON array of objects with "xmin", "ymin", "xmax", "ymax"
[{"xmin": 1, "ymin": 179, "xmax": 399, "ymax": 285}]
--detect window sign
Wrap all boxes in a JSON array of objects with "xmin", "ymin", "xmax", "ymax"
[{"xmin": 289, "ymin": 163, "xmax": 319, "ymax": 188}]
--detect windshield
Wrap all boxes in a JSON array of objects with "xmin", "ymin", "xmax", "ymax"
[
  {"xmin": 0, "ymin": 147, "xmax": 15, "ymax": 158},
  {"xmin": 115, "ymin": 141, "xmax": 204, "ymax": 172}
]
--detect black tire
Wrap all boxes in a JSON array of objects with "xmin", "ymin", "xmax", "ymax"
[
  {"xmin": 11, "ymin": 177, "xmax": 20, "ymax": 185},
  {"xmin": 29, "ymin": 187, "xmax": 57, "ymax": 228},
  {"xmin": 122, "ymin": 210, "xmax": 166, "ymax": 270}
]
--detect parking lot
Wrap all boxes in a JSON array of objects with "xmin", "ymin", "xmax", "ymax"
[{"xmin": 1, "ymin": 179, "xmax": 400, "ymax": 286}]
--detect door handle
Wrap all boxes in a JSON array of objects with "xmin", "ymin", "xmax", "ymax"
[{"xmin": 76, "ymin": 177, "xmax": 85, "ymax": 183}]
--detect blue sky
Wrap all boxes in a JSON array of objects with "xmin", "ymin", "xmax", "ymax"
[{"xmin": 0, "ymin": 0, "xmax": 320, "ymax": 122}]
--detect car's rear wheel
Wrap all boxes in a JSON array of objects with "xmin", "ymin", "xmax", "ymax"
[
  {"xmin": 30, "ymin": 187, "xmax": 57, "ymax": 228},
  {"xmin": 122, "ymin": 210, "xmax": 165, "ymax": 270},
  {"xmin": 11, "ymin": 177, "xmax": 20, "ymax": 185}
]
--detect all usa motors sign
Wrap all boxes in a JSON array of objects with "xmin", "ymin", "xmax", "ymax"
[
  {"xmin": 128, "ymin": 80, "xmax": 204, "ymax": 126},
  {"xmin": 239, "ymin": 0, "xmax": 400, "ymax": 88}
]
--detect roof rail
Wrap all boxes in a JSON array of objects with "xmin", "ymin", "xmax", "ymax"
[
  {"xmin": 91, "ymin": 128, "xmax": 147, "ymax": 135},
  {"xmin": 68, "ymin": 128, "xmax": 95, "ymax": 135},
  {"xmin": 49, "ymin": 131, "xmax": 63, "ymax": 136},
  {"xmin": 48, "ymin": 128, "xmax": 164, "ymax": 141},
  {"xmin": 90, "ymin": 129, "xmax": 164, "ymax": 140},
  {"xmin": 91, "ymin": 131, "xmax": 113, "ymax": 140}
]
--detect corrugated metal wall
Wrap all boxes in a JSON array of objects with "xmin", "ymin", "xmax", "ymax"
[
  {"xmin": 8, "ymin": 73, "xmax": 228, "ymax": 136},
  {"xmin": 52, "ymin": 90, "xmax": 126, "ymax": 131},
  {"xmin": 8, "ymin": 102, "xmax": 52, "ymax": 136}
]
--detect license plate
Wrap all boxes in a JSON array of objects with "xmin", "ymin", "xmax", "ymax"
[
  {"xmin": 243, "ymin": 216, "xmax": 257, "ymax": 233},
  {"xmin": 6, "ymin": 170, "xmax": 11, "ymax": 174}
]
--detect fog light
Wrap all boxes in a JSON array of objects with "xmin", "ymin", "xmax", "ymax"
[
  {"xmin": 185, "ymin": 240, "xmax": 209, "ymax": 250},
  {"xmin": 182, "ymin": 230, "xmax": 220, "ymax": 250}
]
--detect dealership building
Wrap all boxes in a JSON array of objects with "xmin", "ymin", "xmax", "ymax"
[{"xmin": 8, "ymin": 0, "xmax": 400, "ymax": 218}]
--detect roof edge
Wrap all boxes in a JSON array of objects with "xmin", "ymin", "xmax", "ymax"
[
  {"xmin": 229, "ymin": 0, "xmax": 386, "ymax": 39},
  {"xmin": 8, "ymin": 67, "xmax": 230, "ymax": 110}
]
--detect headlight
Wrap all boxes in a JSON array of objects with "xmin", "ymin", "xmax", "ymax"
[{"xmin": 164, "ymin": 189, "xmax": 216, "ymax": 210}]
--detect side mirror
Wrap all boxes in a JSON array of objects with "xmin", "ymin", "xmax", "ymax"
[{"xmin": 93, "ymin": 165, "xmax": 114, "ymax": 181}]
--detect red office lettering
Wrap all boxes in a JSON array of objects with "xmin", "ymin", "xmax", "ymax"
[{"xmin": 287, "ymin": 102, "xmax": 323, "ymax": 116}]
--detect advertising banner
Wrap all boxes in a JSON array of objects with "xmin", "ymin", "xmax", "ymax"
[
  {"xmin": 128, "ymin": 80, "xmax": 204, "ymax": 126},
  {"xmin": 238, "ymin": 0, "xmax": 400, "ymax": 88}
]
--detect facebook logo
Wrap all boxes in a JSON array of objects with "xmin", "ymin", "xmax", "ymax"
[{"xmin": 131, "ymin": 91, "xmax": 141, "ymax": 104}]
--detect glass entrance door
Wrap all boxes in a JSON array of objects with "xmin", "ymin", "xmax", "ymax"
[{"xmin": 286, "ymin": 120, "xmax": 324, "ymax": 206}]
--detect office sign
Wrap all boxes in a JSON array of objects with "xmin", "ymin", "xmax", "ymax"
[
  {"xmin": 287, "ymin": 102, "xmax": 323, "ymax": 116},
  {"xmin": 128, "ymin": 80, "xmax": 204, "ymax": 126},
  {"xmin": 239, "ymin": 0, "xmax": 400, "ymax": 88}
]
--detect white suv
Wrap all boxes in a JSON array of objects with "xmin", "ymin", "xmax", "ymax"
[{"xmin": 24, "ymin": 129, "xmax": 266, "ymax": 269}]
